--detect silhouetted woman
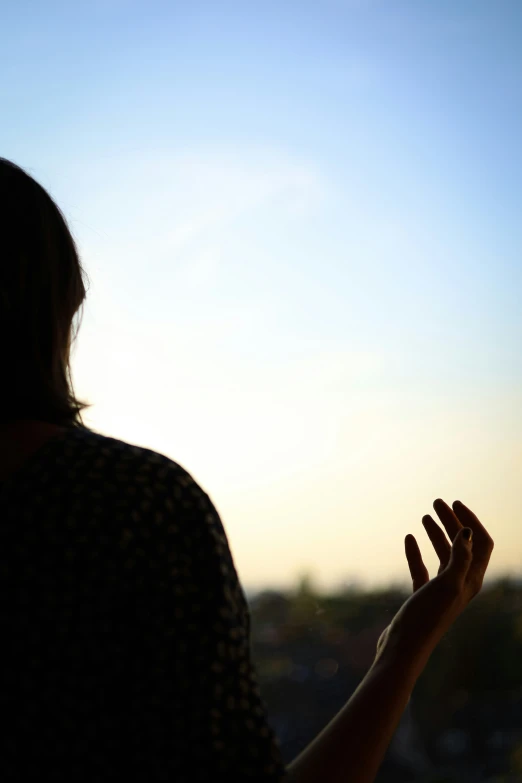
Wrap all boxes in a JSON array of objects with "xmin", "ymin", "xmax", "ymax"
[{"xmin": 0, "ymin": 157, "xmax": 494, "ymax": 782}]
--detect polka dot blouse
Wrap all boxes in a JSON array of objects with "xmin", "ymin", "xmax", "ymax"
[{"xmin": 0, "ymin": 424, "xmax": 288, "ymax": 781}]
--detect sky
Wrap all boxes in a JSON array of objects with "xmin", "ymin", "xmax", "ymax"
[{"xmin": 1, "ymin": 0, "xmax": 521, "ymax": 593}]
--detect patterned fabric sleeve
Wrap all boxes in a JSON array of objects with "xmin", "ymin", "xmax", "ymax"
[{"xmin": 123, "ymin": 457, "xmax": 289, "ymax": 781}]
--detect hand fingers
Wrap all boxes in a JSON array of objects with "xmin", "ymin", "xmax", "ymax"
[
  {"xmin": 445, "ymin": 526, "xmax": 474, "ymax": 584},
  {"xmin": 422, "ymin": 514, "xmax": 452, "ymax": 572},
  {"xmin": 452, "ymin": 499, "xmax": 494, "ymax": 576},
  {"xmin": 452, "ymin": 500, "xmax": 494, "ymax": 547},
  {"xmin": 405, "ymin": 534, "xmax": 429, "ymax": 592},
  {"xmin": 433, "ymin": 498, "xmax": 462, "ymax": 542}
]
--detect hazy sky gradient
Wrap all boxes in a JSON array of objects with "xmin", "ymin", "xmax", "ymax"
[{"xmin": 2, "ymin": 0, "xmax": 521, "ymax": 592}]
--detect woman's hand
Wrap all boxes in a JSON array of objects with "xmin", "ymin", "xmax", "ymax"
[{"xmin": 375, "ymin": 498, "xmax": 494, "ymax": 671}]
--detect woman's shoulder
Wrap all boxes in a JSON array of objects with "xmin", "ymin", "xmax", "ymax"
[
  {"xmin": 71, "ymin": 427, "xmax": 247, "ymax": 611},
  {"xmin": 64, "ymin": 424, "xmax": 207, "ymax": 495},
  {"xmin": 62, "ymin": 425, "xmax": 231, "ymax": 550}
]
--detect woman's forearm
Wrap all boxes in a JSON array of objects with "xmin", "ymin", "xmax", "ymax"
[
  {"xmin": 284, "ymin": 503, "xmax": 493, "ymax": 783},
  {"xmin": 285, "ymin": 650, "xmax": 428, "ymax": 783}
]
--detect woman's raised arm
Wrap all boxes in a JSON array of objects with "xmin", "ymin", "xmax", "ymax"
[{"xmin": 285, "ymin": 498, "xmax": 494, "ymax": 783}]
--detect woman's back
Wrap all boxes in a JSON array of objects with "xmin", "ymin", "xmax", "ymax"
[{"xmin": 0, "ymin": 425, "xmax": 286, "ymax": 781}]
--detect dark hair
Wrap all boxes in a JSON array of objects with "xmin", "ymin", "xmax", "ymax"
[{"xmin": 0, "ymin": 157, "xmax": 92, "ymax": 428}]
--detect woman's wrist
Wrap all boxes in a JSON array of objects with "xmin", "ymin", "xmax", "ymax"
[{"xmin": 372, "ymin": 622, "xmax": 435, "ymax": 684}]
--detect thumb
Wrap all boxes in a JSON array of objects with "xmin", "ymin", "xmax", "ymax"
[{"xmin": 446, "ymin": 527, "xmax": 473, "ymax": 580}]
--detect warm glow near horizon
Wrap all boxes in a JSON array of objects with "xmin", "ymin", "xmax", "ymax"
[
  {"xmin": 3, "ymin": 0, "xmax": 521, "ymax": 592},
  {"xmin": 73, "ymin": 299, "xmax": 521, "ymax": 593}
]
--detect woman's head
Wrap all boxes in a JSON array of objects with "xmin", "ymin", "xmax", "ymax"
[{"xmin": 0, "ymin": 157, "xmax": 91, "ymax": 428}]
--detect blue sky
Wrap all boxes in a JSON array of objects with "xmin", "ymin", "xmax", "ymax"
[{"xmin": 2, "ymin": 0, "xmax": 521, "ymax": 591}]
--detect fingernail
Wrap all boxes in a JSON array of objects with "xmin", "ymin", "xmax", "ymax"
[{"xmin": 463, "ymin": 528, "xmax": 472, "ymax": 541}]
